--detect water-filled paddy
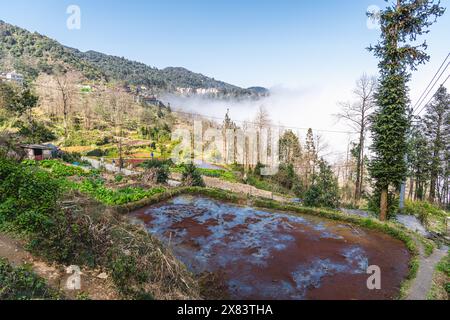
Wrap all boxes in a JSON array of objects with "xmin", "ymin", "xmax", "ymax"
[{"xmin": 131, "ymin": 195, "xmax": 410, "ymax": 300}]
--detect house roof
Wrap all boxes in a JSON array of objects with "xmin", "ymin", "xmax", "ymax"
[{"xmin": 20, "ymin": 144, "xmax": 54, "ymax": 150}]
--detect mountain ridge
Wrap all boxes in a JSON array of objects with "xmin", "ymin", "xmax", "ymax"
[{"xmin": 0, "ymin": 20, "xmax": 268, "ymax": 98}]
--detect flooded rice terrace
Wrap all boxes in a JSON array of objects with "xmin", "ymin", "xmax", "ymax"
[{"xmin": 131, "ymin": 195, "xmax": 410, "ymax": 300}]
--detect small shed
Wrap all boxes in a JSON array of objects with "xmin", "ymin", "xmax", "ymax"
[{"xmin": 21, "ymin": 144, "xmax": 54, "ymax": 161}]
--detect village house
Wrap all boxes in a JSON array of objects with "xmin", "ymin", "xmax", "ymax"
[{"xmin": 21, "ymin": 144, "xmax": 55, "ymax": 161}]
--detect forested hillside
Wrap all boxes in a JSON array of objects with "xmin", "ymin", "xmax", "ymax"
[
  {"xmin": 0, "ymin": 21, "xmax": 103, "ymax": 81},
  {"xmin": 0, "ymin": 20, "xmax": 266, "ymax": 97}
]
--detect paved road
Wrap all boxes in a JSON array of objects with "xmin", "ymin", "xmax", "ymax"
[{"xmin": 82, "ymin": 157, "xmax": 137, "ymax": 176}]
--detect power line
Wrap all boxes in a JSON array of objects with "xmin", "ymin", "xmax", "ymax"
[
  {"xmin": 173, "ymin": 110, "xmax": 357, "ymax": 135},
  {"xmin": 412, "ymin": 52, "xmax": 450, "ymax": 113},
  {"xmin": 412, "ymin": 57, "xmax": 450, "ymax": 115},
  {"xmin": 415, "ymin": 73, "xmax": 450, "ymax": 116}
]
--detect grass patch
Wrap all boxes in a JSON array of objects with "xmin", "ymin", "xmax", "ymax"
[
  {"xmin": 197, "ymin": 168, "xmax": 238, "ymax": 182},
  {"xmin": 246, "ymin": 174, "xmax": 293, "ymax": 196},
  {"xmin": 418, "ymin": 237, "xmax": 436, "ymax": 257},
  {"xmin": 427, "ymin": 250, "xmax": 450, "ymax": 300}
]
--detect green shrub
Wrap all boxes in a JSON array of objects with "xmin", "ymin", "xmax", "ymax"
[
  {"xmin": 140, "ymin": 159, "xmax": 171, "ymax": 184},
  {"xmin": 115, "ymin": 174, "xmax": 124, "ymax": 183},
  {"xmin": 86, "ymin": 149, "xmax": 105, "ymax": 157},
  {"xmin": 303, "ymin": 160, "xmax": 340, "ymax": 209},
  {"xmin": 0, "ymin": 157, "xmax": 198, "ymax": 300},
  {"xmin": 0, "ymin": 258, "xmax": 60, "ymax": 300},
  {"xmin": 61, "ymin": 152, "xmax": 83, "ymax": 164},
  {"xmin": 181, "ymin": 163, "xmax": 205, "ymax": 187},
  {"xmin": 273, "ymin": 164, "xmax": 297, "ymax": 190},
  {"xmin": 0, "ymin": 159, "xmax": 61, "ymax": 234},
  {"xmin": 246, "ymin": 175, "xmax": 282, "ymax": 194},
  {"xmin": 404, "ymin": 200, "xmax": 447, "ymax": 226},
  {"xmin": 17, "ymin": 119, "xmax": 56, "ymax": 143}
]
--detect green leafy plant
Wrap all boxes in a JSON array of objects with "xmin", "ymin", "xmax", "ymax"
[
  {"xmin": 0, "ymin": 258, "xmax": 60, "ymax": 300},
  {"xmin": 76, "ymin": 178, "xmax": 165, "ymax": 205}
]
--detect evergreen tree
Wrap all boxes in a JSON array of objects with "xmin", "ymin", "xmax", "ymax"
[
  {"xmin": 408, "ymin": 125, "xmax": 430, "ymax": 200},
  {"xmin": 423, "ymin": 86, "xmax": 449, "ymax": 202},
  {"xmin": 368, "ymin": 0, "xmax": 444, "ymax": 220},
  {"xmin": 279, "ymin": 130, "xmax": 302, "ymax": 165},
  {"xmin": 304, "ymin": 158, "xmax": 340, "ymax": 208},
  {"xmin": 304, "ymin": 128, "xmax": 317, "ymax": 188}
]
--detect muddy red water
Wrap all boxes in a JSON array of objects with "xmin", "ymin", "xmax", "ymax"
[{"xmin": 130, "ymin": 195, "xmax": 410, "ymax": 300}]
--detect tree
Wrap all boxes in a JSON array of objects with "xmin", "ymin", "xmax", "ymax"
[
  {"xmin": 336, "ymin": 74, "xmax": 377, "ymax": 201},
  {"xmin": 304, "ymin": 158, "xmax": 340, "ymax": 208},
  {"xmin": 254, "ymin": 105, "xmax": 271, "ymax": 164},
  {"xmin": 106, "ymin": 86, "xmax": 134, "ymax": 170},
  {"xmin": 222, "ymin": 109, "xmax": 238, "ymax": 164},
  {"xmin": 279, "ymin": 130, "xmax": 302, "ymax": 165},
  {"xmin": 303, "ymin": 128, "xmax": 317, "ymax": 188},
  {"xmin": 407, "ymin": 125, "xmax": 430, "ymax": 200},
  {"xmin": 368, "ymin": 0, "xmax": 444, "ymax": 220},
  {"xmin": 423, "ymin": 86, "xmax": 449, "ymax": 203},
  {"xmin": 0, "ymin": 82, "xmax": 37, "ymax": 117},
  {"xmin": 0, "ymin": 82, "xmax": 40, "ymax": 143},
  {"xmin": 54, "ymin": 71, "xmax": 80, "ymax": 138}
]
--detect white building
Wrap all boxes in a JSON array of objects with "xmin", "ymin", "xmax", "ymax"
[{"xmin": 1, "ymin": 71, "xmax": 24, "ymax": 85}]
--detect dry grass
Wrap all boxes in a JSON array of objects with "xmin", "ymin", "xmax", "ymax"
[{"xmin": 57, "ymin": 192, "xmax": 200, "ymax": 300}]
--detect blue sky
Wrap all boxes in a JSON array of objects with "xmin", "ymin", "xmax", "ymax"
[
  {"xmin": 0, "ymin": 0, "xmax": 448, "ymax": 90},
  {"xmin": 0, "ymin": 0, "xmax": 449, "ymax": 158}
]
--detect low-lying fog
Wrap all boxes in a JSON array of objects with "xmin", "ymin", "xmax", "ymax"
[{"xmin": 163, "ymin": 85, "xmax": 359, "ymax": 164}]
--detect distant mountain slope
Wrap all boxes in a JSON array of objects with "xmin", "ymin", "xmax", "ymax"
[
  {"xmin": 71, "ymin": 50, "xmax": 246, "ymax": 93},
  {"xmin": 0, "ymin": 20, "xmax": 104, "ymax": 81},
  {"xmin": 0, "ymin": 20, "xmax": 267, "ymax": 97}
]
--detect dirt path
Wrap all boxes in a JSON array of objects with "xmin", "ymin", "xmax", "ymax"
[
  {"xmin": 406, "ymin": 241, "xmax": 448, "ymax": 300},
  {"xmin": 0, "ymin": 233, "xmax": 119, "ymax": 300}
]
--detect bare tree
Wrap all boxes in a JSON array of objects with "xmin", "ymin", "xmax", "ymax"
[
  {"xmin": 336, "ymin": 74, "xmax": 377, "ymax": 201},
  {"xmin": 254, "ymin": 105, "xmax": 271, "ymax": 164},
  {"xmin": 106, "ymin": 86, "xmax": 134, "ymax": 170},
  {"xmin": 54, "ymin": 71, "xmax": 81, "ymax": 139}
]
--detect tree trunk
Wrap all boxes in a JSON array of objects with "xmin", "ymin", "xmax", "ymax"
[
  {"xmin": 354, "ymin": 129, "xmax": 365, "ymax": 201},
  {"xmin": 380, "ymin": 188, "xmax": 388, "ymax": 221},
  {"xmin": 429, "ymin": 174, "xmax": 437, "ymax": 203},
  {"xmin": 408, "ymin": 178, "xmax": 414, "ymax": 200},
  {"xmin": 63, "ymin": 97, "xmax": 68, "ymax": 139}
]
